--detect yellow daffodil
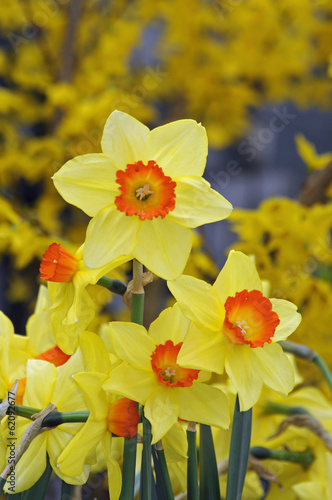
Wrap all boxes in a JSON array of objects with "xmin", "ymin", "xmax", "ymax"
[
  {"xmin": 58, "ymin": 333, "xmax": 139, "ymax": 500},
  {"xmin": 40, "ymin": 242, "xmax": 127, "ymax": 354},
  {"xmin": 0, "ymin": 286, "xmax": 70, "ymax": 403},
  {"xmin": 1, "ymin": 347, "xmax": 89, "ymax": 493},
  {"xmin": 52, "ymin": 110, "xmax": 232, "ymax": 280},
  {"xmin": 103, "ymin": 304, "xmax": 229, "ymax": 443},
  {"xmin": 168, "ymin": 251, "xmax": 301, "ymax": 411}
]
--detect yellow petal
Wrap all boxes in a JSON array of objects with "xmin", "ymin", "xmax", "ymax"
[
  {"xmin": 144, "ymin": 385, "xmax": 179, "ymax": 443},
  {"xmin": 4, "ymin": 434, "xmax": 47, "ymax": 493},
  {"xmin": 134, "ymin": 217, "xmax": 192, "ymax": 280},
  {"xmin": 175, "ymin": 384, "xmax": 230, "ymax": 429},
  {"xmin": 79, "ymin": 332, "xmax": 111, "ymax": 374},
  {"xmin": 213, "ymin": 250, "xmax": 262, "ymax": 304},
  {"xmin": 24, "ymin": 360, "xmax": 57, "ymax": 408},
  {"xmin": 48, "ymin": 428, "xmax": 89, "ymax": 485},
  {"xmin": 58, "ymin": 421, "xmax": 105, "ymax": 477},
  {"xmin": 73, "ymin": 372, "xmax": 108, "ymax": 420},
  {"xmin": 168, "ymin": 177, "xmax": 232, "ymax": 228},
  {"xmin": 148, "ymin": 120, "xmax": 207, "ymax": 178},
  {"xmin": 0, "ymin": 312, "xmax": 15, "ymax": 342},
  {"xmin": 110, "ymin": 322, "xmax": 155, "ymax": 370},
  {"xmin": 168, "ymin": 275, "xmax": 224, "ymax": 331},
  {"xmin": 162, "ymin": 422, "xmax": 187, "ymax": 462},
  {"xmin": 178, "ymin": 322, "xmax": 226, "ymax": 373},
  {"xmin": 83, "ymin": 207, "xmax": 137, "ymax": 268},
  {"xmin": 270, "ymin": 298, "xmax": 301, "ymax": 341},
  {"xmin": 104, "ymin": 362, "xmax": 157, "ymax": 405},
  {"xmin": 292, "ymin": 481, "xmax": 325, "ymax": 500},
  {"xmin": 248, "ymin": 343, "xmax": 295, "ymax": 396},
  {"xmin": 49, "ymin": 281, "xmax": 95, "ymax": 354},
  {"xmin": 101, "ymin": 110, "xmax": 149, "ymax": 166},
  {"xmin": 106, "ymin": 457, "xmax": 122, "ymax": 500},
  {"xmin": 225, "ymin": 343, "xmax": 263, "ymax": 411},
  {"xmin": 53, "ymin": 349, "xmax": 88, "ymax": 412},
  {"xmin": 149, "ymin": 304, "xmax": 190, "ymax": 345},
  {"xmin": 53, "ymin": 154, "xmax": 118, "ymax": 216}
]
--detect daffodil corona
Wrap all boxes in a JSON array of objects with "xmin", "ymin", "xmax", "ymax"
[
  {"xmin": 52, "ymin": 111, "xmax": 232, "ymax": 280},
  {"xmin": 168, "ymin": 251, "xmax": 302, "ymax": 411}
]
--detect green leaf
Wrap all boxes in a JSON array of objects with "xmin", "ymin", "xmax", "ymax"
[
  {"xmin": 187, "ymin": 428, "xmax": 199, "ymax": 500},
  {"xmin": 199, "ymin": 425, "xmax": 220, "ymax": 500},
  {"xmin": 61, "ymin": 481, "xmax": 75, "ymax": 500},
  {"xmin": 226, "ymin": 395, "xmax": 252, "ymax": 500}
]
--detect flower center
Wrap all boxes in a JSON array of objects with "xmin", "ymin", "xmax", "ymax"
[
  {"xmin": 115, "ymin": 160, "xmax": 176, "ymax": 221},
  {"xmin": 40, "ymin": 243, "xmax": 78, "ymax": 282},
  {"xmin": 136, "ymin": 184, "xmax": 154, "ymax": 201},
  {"xmin": 106, "ymin": 398, "xmax": 139, "ymax": 439},
  {"xmin": 151, "ymin": 340, "xmax": 200, "ymax": 387},
  {"xmin": 223, "ymin": 289, "xmax": 280, "ymax": 348}
]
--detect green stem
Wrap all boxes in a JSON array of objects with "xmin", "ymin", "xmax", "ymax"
[
  {"xmin": 262, "ymin": 401, "xmax": 310, "ymax": 416},
  {"xmin": 226, "ymin": 395, "xmax": 252, "ymax": 500},
  {"xmin": 120, "ymin": 435, "xmax": 138, "ymax": 500},
  {"xmin": 199, "ymin": 424, "xmax": 220, "ymax": 500},
  {"xmin": 141, "ymin": 414, "xmax": 152, "ymax": 500},
  {"xmin": 187, "ymin": 424, "xmax": 199, "ymax": 500},
  {"xmin": 280, "ymin": 341, "xmax": 332, "ymax": 394},
  {"xmin": 312, "ymin": 353, "xmax": 332, "ymax": 394},
  {"xmin": 250, "ymin": 446, "xmax": 315, "ymax": 469},
  {"xmin": 11, "ymin": 406, "xmax": 90, "ymax": 426},
  {"xmin": 120, "ymin": 259, "xmax": 144, "ymax": 500},
  {"xmin": 96, "ymin": 276, "xmax": 127, "ymax": 295},
  {"xmin": 13, "ymin": 405, "xmax": 41, "ymax": 419},
  {"xmin": 155, "ymin": 443, "xmax": 174, "ymax": 500},
  {"xmin": 61, "ymin": 481, "xmax": 75, "ymax": 500}
]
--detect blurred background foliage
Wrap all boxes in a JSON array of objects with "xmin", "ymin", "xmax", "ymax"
[{"xmin": 1, "ymin": 0, "xmax": 332, "ymax": 383}]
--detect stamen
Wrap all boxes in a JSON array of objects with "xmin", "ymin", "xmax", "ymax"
[
  {"xmin": 235, "ymin": 319, "xmax": 249, "ymax": 335},
  {"xmin": 164, "ymin": 367, "xmax": 176, "ymax": 379},
  {"xmin": 135, "ymin": 184, "xmax": 154, "ymax": 201}
]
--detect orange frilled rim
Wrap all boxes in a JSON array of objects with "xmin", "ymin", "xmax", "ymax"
[
  {"xmin": 223, "ymin": 289, "xmax": 280, "ymax": 348},
  {"xmin": 107, "ymin": 398, "xmax": 139, "ymax": 439},
  {"xmin": 151, "ymin": 340, "xmax": 200, "ymax": 387},
  {"xmin": 40, "ymin": 243, "xmax": 78, "ymax": 282},
  {"xmin": 115, "ymin": 160, "xmax": 176, "ymax": 221}
]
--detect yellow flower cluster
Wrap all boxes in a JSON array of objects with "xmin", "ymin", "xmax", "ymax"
[
  {"xmin": 229, "ymin": 197, "xmax": 332, "ymax": 382},
  {"xmin": 0, "ymin": 110, "xmax": 307, "ymax": 500},
  {"xmin": 0, "ymin": 0, "xmax": 332, "ymax": 281}
]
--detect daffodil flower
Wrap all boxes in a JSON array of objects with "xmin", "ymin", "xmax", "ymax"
[
  {"xmin": 1, "ymin": 347, "xmax": 89, "ymax": 493},
  {"xmin": 168, "ymin": 250, "xmax": 302, "ymax": 411},
  {"xmin": 40, "ymin": 242, "xmax": 127, "ymax": 354},
  {"xmin": 0, "ymin": 287, "xmax": 70, "ymax": 403},
  {"xmin": 103, "ymin": 304, "xmax": 230, "ymax": 443},
  {"xmin": 52, "ymin": 110, "xmax": 232, "ymax": 280},
  {"xmin": 57, "ymin": 333, "xmax": 139, "ymax": 500}
]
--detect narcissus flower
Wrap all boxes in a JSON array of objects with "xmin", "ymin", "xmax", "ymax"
[
  {"xmin": 40, "ymin": 242, "xmax": 127, "ymax": 354},
  {"xmin": 168, "ymin": 251, "xmax": 301, "ymax": 411},
  {"xmin": 0, "ymin": 287, "xmax": 70, "ymax": 403},
  {"xmin": 52, "ymin": 110, "xmax": 232, "ymax": 280},
  {"xmin": 103, "ymin": 304, "xmax": 230, "ymax": 443},
  {"xmin": 58, "ymin": 333, "xmax": 139, "ymax": 500},
  {"xmin": 1, "ymin": 347, "xmax": 89, "ymax": 493}
]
